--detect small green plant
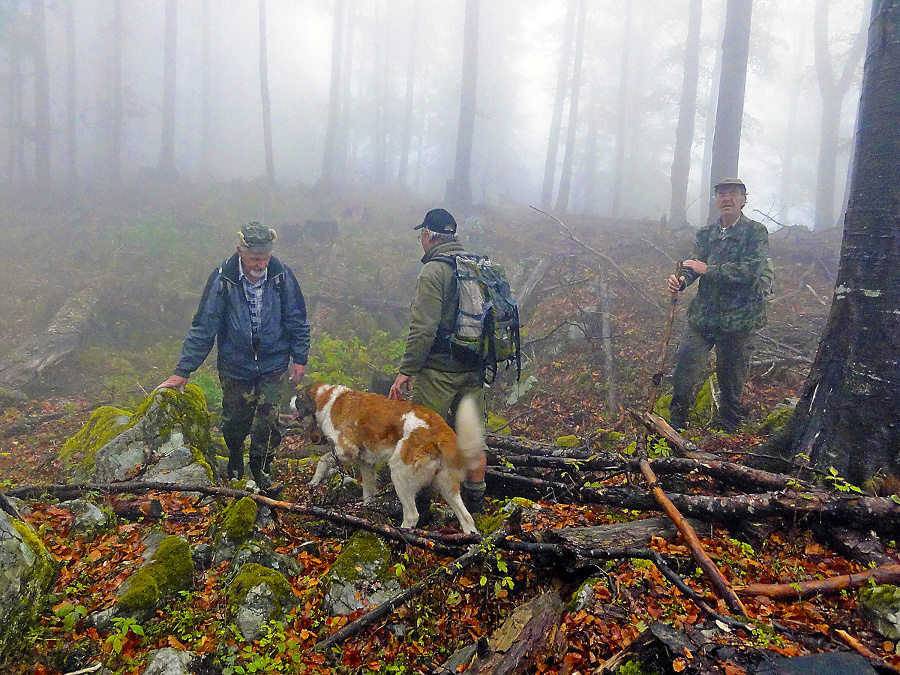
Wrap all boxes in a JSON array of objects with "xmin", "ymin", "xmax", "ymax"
[
  {"xmin": 105, "ymin": 616, "xmax": 145, "ymax": 655},
  {"xmin": 825, "ymin": 467, "xmax": 863, "ymax": 494}
]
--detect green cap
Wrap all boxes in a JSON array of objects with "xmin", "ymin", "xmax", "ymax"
[
  {"xmin": 714, "ymin": 178, "xmax": 747, "ymax": 194},
  {"xmin": 238, "ymin": 222, "xmax": 277, "ymax": 253}
]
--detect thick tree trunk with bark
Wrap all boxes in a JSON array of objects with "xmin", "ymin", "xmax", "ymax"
[
  {"xmin": 768, "ymin": 0, "xmax": 900, "ymax": 486},
  {"xmin": 707, "ymin": 0, "xmax": 752, "ymax": 223},
  {"xmin": 669, "ymin": 0, "xmax": 702, "ymax": 228},
  {"xmin": 445, "ymin": 0, "xmax": 479, "ymax": 209}
]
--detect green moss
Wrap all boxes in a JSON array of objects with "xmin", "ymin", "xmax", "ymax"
[
  {"xmin": 227, "ymin": 563, "xmax": 294, "ymax": 612},
  {"xmin": 118, "ymin": 535, "xmax": 193, "ymax": 612},
  {"xmin": 474, "ymin": 512, "xmax": 504, "ymax": 534},
  {"xmin": 59, "ymin": 405, "xmax": 133, "ymax": 472},
  {"xmin": 860, "ymin": 584, "xmax": 900, "ymax": 608},
  {"xmin": 329, "ymin": 531, "xmax": 392, "ymax": 583},
  {"xmin": 556, "ymin": 435, "xmax": 580, "ymax": 448},
  {"xmin": 618, "ymin": 659, "xmax": 661, "ymax": 675},
  {"xmin": 757, "ymin": 403, "xmax": 795, "ymax": 434},
  {"xmin": 221, "ymin": 497, "xmax": 258, "ymax": 541}
]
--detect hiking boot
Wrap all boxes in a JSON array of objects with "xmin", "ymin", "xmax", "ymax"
[
  {"xmin": 462, "ymin": 481, "xmax": 486, "ymax": 515},
  {"xmin": 227, "ymin": 452, "xmax": 244, "ymax": 481},
  {"xmin": 415, "ymin": 489, "xmax": 433, "ymax": 528}
]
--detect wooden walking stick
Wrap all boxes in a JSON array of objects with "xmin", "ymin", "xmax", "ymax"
[
  {"xmin": 647, "ymin": 260, "xmax": 683, "ymax": 413},
  {"xmin": 638, "ymin": 456, "xmax": 748, "ymax": 616}
]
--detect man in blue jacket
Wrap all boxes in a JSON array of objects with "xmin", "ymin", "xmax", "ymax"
[{"xmin": 157, "ymin": 222, "xmax": 310, "ymax": 489}]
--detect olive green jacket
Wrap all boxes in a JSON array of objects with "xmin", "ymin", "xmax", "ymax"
[
  {"xmin": 681, "ymin": 213, "xmax": 769, "ymax": 334},
  {"xmin": 399, "ymin": 241, "xmax": 476, "ymax": 375}
]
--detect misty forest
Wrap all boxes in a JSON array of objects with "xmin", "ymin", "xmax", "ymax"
[{"xmin": 3, "ymin": 0, "xmax": 900, "ymax": 674}]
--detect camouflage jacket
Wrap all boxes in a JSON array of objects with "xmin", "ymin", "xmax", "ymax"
[{"xmin": 680, "ymin": 213, "xmax": 769, "ymax": 334}]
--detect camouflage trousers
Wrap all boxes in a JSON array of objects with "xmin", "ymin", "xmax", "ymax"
[
  {"xmin": 669, "ymin": 325, "xmax": 755, "ymax": 431},
  {"xmin": 220, "ymin": 371, "xmax": 285, "ymax": 478},
  {"xmin": 410, "ymin": 368, "xmax": 485, "ymax": 428}
]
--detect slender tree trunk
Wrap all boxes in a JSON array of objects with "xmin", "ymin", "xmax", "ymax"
[
  {"xmin": 778, "ymin": 9, "xmax": 809, "ymax": 215},
  {"xmin": 768, "ymin": 0, "xmax": 899, "ymax": 486},
  {"xmin": 65, "ymin": 0, "xmax": 77, "ymax": 185},
  {"xmin": 700, "ymin": 8, "xmax": 726, "ymax": 226},
  {"xmin": 108, "ymin": 0, "xmax": 124, "ymax": 180},
  {"xmin": 554, "ymin": 0, "xmax": 587, "ymax": 213},
  {"xmin": 320, "ymin": 0, "xmax": 345, "ymax": 186},
  {"xmin": 445, "ymin": 0, "xmax": 480, "ymax": 209},
  {"xmin": 580, "ymin": 102, "xmax": 599, "ymax": 214},
  {"xmin": 258, "ymin": 0, "xmax": 275, "ymax": 183},
  {"xmin": 397, "ymin": 0, "xmax": 420, "ymax": 189},
  {"xmin": 669, "ymin": 0, "xmax": 703, "ymax": 228},
  {"xmin": 159, "ymin": 0, "xmax": 177, "ymax": 176},
  {"xmin": 32, "ymin": 0, "xmax": 51, "ymax": 183},
  {"xmin": 8, "ymin": 50, "xmax": 23, "ymax": 183},
  {"xmin": 812, "ymin": 0, "xmax": 868, "ymax": 230},
  {"xmin": 707, "ymin": 0, "xmax": 752, "ymax": 224},
  {"xmin": 610, "ymin": 3, "xmax": 633, "ymax": 218},
  {"xmin": 540, "ymin": 0, "xmax": 577, "ymax": 210},
  {"xmin": 199, "ymin": 0, "xmax": 211, "ymax": 179}
]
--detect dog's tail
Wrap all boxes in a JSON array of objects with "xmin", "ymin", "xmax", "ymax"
[{"xmin": 455, "ymin": 395, "xmax": 486, "ymax": 470}]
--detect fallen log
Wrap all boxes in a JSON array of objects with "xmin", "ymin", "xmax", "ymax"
[
  {"xmin": 435, "ymin": 591, "xmax": 565, "ymax": 675},
  {"xmin": 734, "ymin": 564, "xmax": 900, "ymax": 601},
  {"xmin": 110, "ymin": 496, "xmax": 163, "ymax": 521},
  {"xmin": 639, "ymin": 458, "xmax": 747, "ymax": 616},
  {"xmin": 627, "ymin": 408, "xmax": 716, "ymax": 460}
]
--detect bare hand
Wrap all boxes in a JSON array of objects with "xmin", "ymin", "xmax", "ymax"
[
  {"xmin": 156, "ymin": 375, "xmax": 188, "ymax": 393},
  {"xmin": 682, "ymin": 259, "xmax": 707, "ymax": 275},
  {"xmin": 388, "ymin": 374, "xmax": 410, "ymax": 400},
  {"xmin": 667, "ymin": 274, "xmax": 684, "ymax": 294},
  {"xmin": 289, "ymin": 363, "xmax": 305, "ymax": 384}
]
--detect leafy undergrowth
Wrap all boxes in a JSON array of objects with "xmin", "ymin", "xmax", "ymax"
[{"xmin": 3, "ymin": 401, "xmax": 900, "ymax": 674}]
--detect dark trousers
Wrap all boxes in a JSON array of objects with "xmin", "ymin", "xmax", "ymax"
[
  {"xmin": 669, "ymin": 324, "xmax": 755, "ymax": 430},
  {"xmin": 220, "ymin": 371, "xmax": 284, "ymax": 476}
]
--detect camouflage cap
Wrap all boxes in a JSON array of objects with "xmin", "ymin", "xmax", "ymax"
[
  {"xmin": 414, "ymin": 208, "xmax": 457, "ymax": 234},
  {"xmin": 714, "ymin": 177, "xmax": 747, "ymax": 194},
  {"xmin": 238, "ymin": 222, "xmax": 277, "ymax": 253}
]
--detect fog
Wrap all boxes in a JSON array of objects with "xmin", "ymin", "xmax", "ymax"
[{"xmin": 1, "ymin": 0, "xmax": 869, "ymax": 228}]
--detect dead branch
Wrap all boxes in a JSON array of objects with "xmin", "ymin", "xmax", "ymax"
[
  {"xmin": 734, "ymin": 564, "xmax": 900, "ymax": 600},
  {"xmin": 529, "ymin": 206, "xmax": 666, "ymax": 315},
  {"xmin": 639, "ymin": 457, "xmax": 747, "ymax": 616},
  {"xmin": 316, "ymin": 533, "xmax": 504, "ymax": 652}
]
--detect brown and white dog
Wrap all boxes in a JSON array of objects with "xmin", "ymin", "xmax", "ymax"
[{"xmin": 290, "ymin": 382, "xmax": 484, "ymax": 534}]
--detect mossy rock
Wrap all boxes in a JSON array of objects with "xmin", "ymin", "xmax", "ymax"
[
  {"xmin": 61, "ymin": 386, "xmax": 217, "ymax": 483},
  {"xmin": 217, "ymin": 497, "xmax": 259, "ymax": 542},
  {"xmin": 757, "ymin": 400, "xmax": 797, "ymax": 434},
  {"xmin": 226, "ymin": 562, "xmax": 294, "ymax": 612},
  {"xmin": 117, "ymin": 535, "xmax": 193, "ymax": 613},
  {"xmin": 0, "ymin": 512, "xmax": 58, "ymax": 662}
]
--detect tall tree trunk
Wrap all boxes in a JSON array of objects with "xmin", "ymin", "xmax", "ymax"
[
  {"xmin": 540, "ymin": 0, "xmax": 577, "ymax": 211},
  {"xmin": 554, "ymin": 0, "xmax": 587, "ymax": 214},
  {"xmin": 778, "ymin": 8, "xmax": 810, "ymax": 215},
  {"xmin": 65, "ymin": 0, "xmax": 77, "ymax": 185},
  {"xmin": 700, "ymin": 8, "xmax": 726, "ymax": 226},
  {"xmin": 580, "ymin": 100, "xmax": 600, "ymax": 215},
  {"xmin": 445, "ymin": 0, "xmax": 479, "ymax": 209},
  {"xmin": 160, "ymin": 0, "xmax": 177, "ymax": 176},
  {"xmin": 707, "ymin": 0, "xmax": 752, "ymax": 224},
  {"xmin": 32, "ymin": 0, "xmax": 51, "ymax": 184},
  {"xmin": 321, "ymin": 0, "xmax": 345, "ymax": 186},
  {"xmin": 812, "ymin": 0, "xmax": 867, "ymax": 230},
  {"xmin": 768, "ymin": 0, "xmax": 898, "ymax": 486},
  {"xmin": 199, "ymin": 0, "xmax": 211, "ymax": 179},
  {"xmin": 669, "ymin": 0, "xmax": 703, "ymax": 228},
  {"xmin": 397, "ymin": 0, "xmax": 420, "ymax": 189},
  {"xmin": 610, "ymin": 3, "xmax": 633, "ymax": 218},
  {"xmin": 258, "ymin": 0, "xmax": 274, "ymax": 183},
  {"xmin": 8, "ymin": 50, "xmax": 23, "ymax": 183}
]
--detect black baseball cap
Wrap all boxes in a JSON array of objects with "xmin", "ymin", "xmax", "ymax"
[{"xmin": 413, "ymin": 208, "xmax": 457, "ymax": 234}]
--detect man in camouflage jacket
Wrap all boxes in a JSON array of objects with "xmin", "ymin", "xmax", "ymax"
[
  {"xmin": 388, "ymin": 208, "xmax": 488, "ymax": 519},
  {"xmin": 667, "ymin": 178, "xmax": 770, "ymax": 432}
]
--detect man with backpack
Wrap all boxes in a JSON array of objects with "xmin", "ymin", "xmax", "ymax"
[
  {"xmin": 667, "ymin": 178, "xmax": 770, "ymax": 433},
  {"xmin": 388, "ymin": 208, "xmax": 488, "ymax": 519},
  {"xmin": 157, "ymin": 222, "xmax": 310, "ymax": 492}
]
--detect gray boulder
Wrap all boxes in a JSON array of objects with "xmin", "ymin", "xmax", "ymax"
[
  {"xmin": 0, "ymin": 510, "xmax": 57, "ymax": 662},
  {"xmin": 57, "ymin": 499, "xmax": 111, "ymax": 538},
  {"xmin": 143, "ymin": 647, "xmax": 195, "ymax": 675},
  {"xmin": 322, "ymin": 531, "xmax": 400, "ymax": 616},
  {"xmin": 227, "ymin": 563, "xmax": 298, "ymax": 641}
]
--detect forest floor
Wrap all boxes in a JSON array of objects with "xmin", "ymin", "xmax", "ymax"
[{"xmin": 2, "ymin": 185, "xmax": 895, "ymax": 674}]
